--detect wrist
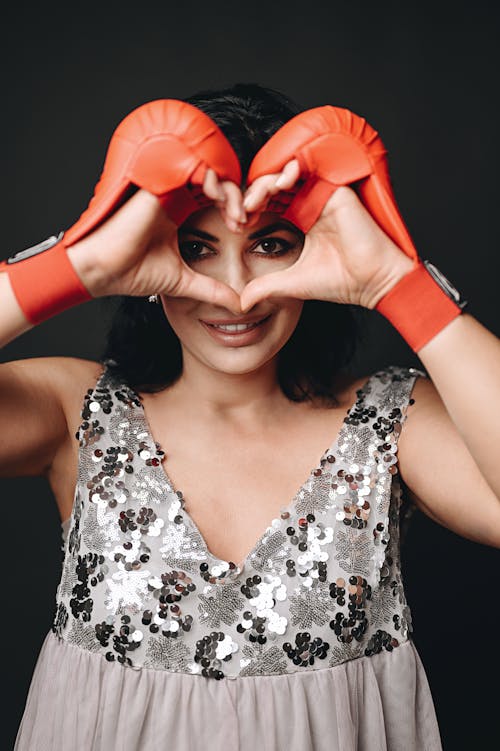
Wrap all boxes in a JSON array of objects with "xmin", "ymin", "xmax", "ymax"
[
  {"xmin": 66, "ymin": 240, "xmax": 110, "ymax": 299},
  {"xmin": 365, "ymin": 253, "xmax": 415, "ymax": 310},
  {"xmin": 0, "ymin": 233, "xmax": 93, "ymax": 325},
  {"xmin": 374, "ymin": 259, "xmax": 467, "ymax": 352}
]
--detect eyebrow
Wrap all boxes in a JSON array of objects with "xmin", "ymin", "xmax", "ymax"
[{"xmin": 178, "ymin": 221, "xmax": 303, "ymax": 242}]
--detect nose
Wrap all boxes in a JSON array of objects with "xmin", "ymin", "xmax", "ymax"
[{"xmin": 212, "ymin": 249, "xmax": 255, "ymax": 296}]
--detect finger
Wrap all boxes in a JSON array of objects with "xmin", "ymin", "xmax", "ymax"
[
  {"xmin": 239, "ymin": 267, "xmax": 304, "ymax": 312},
  {"xmin": 243, "ymin": 160, "xmax": 300, "ymax": 211},
  {"xmin": 181, "ymin": 269, "xmax": 242, "ymax": 313},
  {"xmin": 219, "ymin": 204, "xmax": 244, "ymax": 233},
  {"xmin": 220, "ymin": 181, "xmax": 246, "ymax": 225},
  {"xmin": 245, "ymin": 193, "xmax": 272, "ymax": 222},
  {"xmin": 243, "ymin": 175, "xmax": 278, "ymax": 211},
  {"xmin": 244, "ymin": 209, "xmax": 265, "ymax": 228},
  {"xmin": 274, "ymin": 159, "xmax": 301, "ymax": 190},
  {"xmin": 202, "ymin": 168, "xmax": 225, "ymax": 202},
  {"xmin": 201, "ymin": 173, "xmax": 244, "ymax": 232}
]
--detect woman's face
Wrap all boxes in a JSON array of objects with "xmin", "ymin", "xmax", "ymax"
[{"xmin": 160, "ymin": 206, "xmax": 305, "ymax": 376}]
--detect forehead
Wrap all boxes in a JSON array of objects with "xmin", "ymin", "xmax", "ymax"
[{"xmin": 179, "ymin": 207, "xmax": 301, "ymax": 236}]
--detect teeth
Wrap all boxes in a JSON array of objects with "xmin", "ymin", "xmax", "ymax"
[{"xmin": 211, "ymin": 322, "xmax": 260, "ymax": 332}]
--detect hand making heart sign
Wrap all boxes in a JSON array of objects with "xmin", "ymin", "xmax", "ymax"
[
  {"xmin": 239, "ymin": 167, "xmax": 414, "ymax": 311},
  {"xmin": 236, "ymin": 105, "xmax": 419, "ymax": 311},
  {"xmin": 2, "ymin": 99, "xmax": 463, "ymax": 352}
]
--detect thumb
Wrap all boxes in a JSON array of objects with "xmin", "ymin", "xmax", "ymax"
[
  {"xmin": 240, "ymin": 267, "xmax": 303, "ymax": 312},
  {"xmin": 178, "ymin": 269, "xmax": 242, "ymax": 314}
]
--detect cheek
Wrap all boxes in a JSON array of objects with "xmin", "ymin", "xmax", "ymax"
[
  {"xmin": 250, "ymin": 250, "xmax": 303, "ymax": 277},
  {"xmin": 160, "ymin": 298, "xmax": 199, "ymax": 336},
  {"xmin": 274, "ymin": 299, "xmax": 304, "ymax": 339}
]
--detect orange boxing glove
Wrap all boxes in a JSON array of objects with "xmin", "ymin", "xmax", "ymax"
[
  {"xmin": 247, "ymin": 106, "xmax": 467, "ymax": 352},
  {"xmin": 0, "ymin": 99, "xmax": 241, "ymax": 325}
]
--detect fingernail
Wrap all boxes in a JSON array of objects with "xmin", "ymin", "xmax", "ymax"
[{"xmin": 243, "ymin": 194, "xmax": 253, "ymax": 209}]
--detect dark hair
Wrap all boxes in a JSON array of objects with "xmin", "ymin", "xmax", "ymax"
[{"xmin": 100, "ymin": 83, "xmax": 365, "ymax": 405}]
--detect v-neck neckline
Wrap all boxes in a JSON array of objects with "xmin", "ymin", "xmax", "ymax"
[{"xmin": 129, "ymin": 375, "xmax": 370, "ymax": 573}]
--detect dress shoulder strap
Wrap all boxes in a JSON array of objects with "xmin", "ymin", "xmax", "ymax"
[
  {"xmin": 360, "ymin": 364, "xmax": 427, "ymax": 436},
  {"xmin": 364, "ymin": 364, "xmax": 427, "ymax": 547},
  {"xmin": 75, "ymin": 359, "xmax": 142, "ymax": 447}
]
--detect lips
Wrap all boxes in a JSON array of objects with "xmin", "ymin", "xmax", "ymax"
[
  {"xmin": 201, "ymin": 314, "xmax": 270, "ymax": 325},
  {"xmin": 200, "ymin": 315, "xmax": 271, "ymax": 331},
  {"xmin": 205, "ymin": 320, "xmax": 268, "ymax": 332},
  {"xmin": 199, "ymin": 314, "xmax": 272, "ymax": 344}
]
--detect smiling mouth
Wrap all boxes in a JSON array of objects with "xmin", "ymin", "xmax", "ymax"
[{"xmin": 203, "ymin": 315, "xmax": 272, "ymax": 332}]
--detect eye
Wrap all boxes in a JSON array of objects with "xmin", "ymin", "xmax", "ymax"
[
  {"xmin": 254, "ymin": 238, "xmax": 295, "ymax": 256},
  {"xmin": 178, "ymin": 240, "xmax": 213, "ymax": 262}
]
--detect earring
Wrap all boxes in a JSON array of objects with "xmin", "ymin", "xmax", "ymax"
[{"xmin": 148, "ymin": 294, "xmax": 159, "ymax": 304}]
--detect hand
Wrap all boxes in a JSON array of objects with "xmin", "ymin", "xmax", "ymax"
[
  {"xmin": 240, "ymin": 160, "xmax": 415, "ymax": 311},
  {"xmin": 243, "ymin": 159, "xmax": 301, "ymax": 228},
  {"xmin": 199, "ymin": 168, "xmax": 247, "ymax": 233},
  {"xmin": 67, "ymin": 170, "xmax": 244, "ymax": 313}
]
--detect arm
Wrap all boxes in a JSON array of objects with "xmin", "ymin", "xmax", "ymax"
[
  {"xmin": 0, "ymin": 271, "xmax": 35, "ymax": 348},
  {"xmin": 0, "ymin": 240, "xmax": 110, "ymax": 477},
  {"xmin": 0, "ymin": 184, "xmax": 243, "ymax": 482},
  {"xmin": 0, "ymin": 97, "xmax": 247, "ymax": 486},
  {"xmin": 0, "ymin": 268, "xmax": 95, "ymax": 479},
  {"xmin": 398, "ymin": 312, "xmax": 500, "ymax": 548},
  {"xmin": 240, "ymin": 173, "xmax": 500, "ymax": 548}
]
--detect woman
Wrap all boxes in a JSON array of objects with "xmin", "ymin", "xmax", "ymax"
[{"xmin": 2, "ymin": 83, "xmax": 499, "ymax": 750}]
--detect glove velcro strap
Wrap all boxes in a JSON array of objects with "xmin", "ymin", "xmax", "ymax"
[
  {"xmin": 1, "ymin": 240, "xmax": 93, "ymax": 325},
  {"xmin": 375, "ymin": 261, "xmax": 463, "ymax": 352}
]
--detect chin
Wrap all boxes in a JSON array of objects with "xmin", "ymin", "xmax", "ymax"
[{"xmin": 198, "ymin": 344, "xmax": 281, "ymax": 376}]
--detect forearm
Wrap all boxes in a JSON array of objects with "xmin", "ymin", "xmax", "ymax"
[
  {"xmin": 0, "ymin": 239, "xmax": 107, "ymax": 350},
  {"xmin": 0, "ymin": 272, "xmax": 34, "ymax": 347},
  {"xmin": 416, "ymin": 311, "xmax": 500, "ymax": 497}
]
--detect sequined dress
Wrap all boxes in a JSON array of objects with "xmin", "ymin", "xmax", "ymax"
[{"xmin": 15, "ymin": 363, "xmax": 443, "ymax": 750}]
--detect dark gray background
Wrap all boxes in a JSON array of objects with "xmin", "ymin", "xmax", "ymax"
[{"xmin": 2, "ymin": 1, "xmax": 499, "ymax": 748}]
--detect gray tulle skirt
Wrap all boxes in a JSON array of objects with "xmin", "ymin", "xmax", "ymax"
[{"xmin": 15, "ymin": 629, "xmax": 442, "ymax": 750}]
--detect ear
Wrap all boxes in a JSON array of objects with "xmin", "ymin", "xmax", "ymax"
[
  {"xmin": 246, "ymin": 106, "xmax": 418, "ymax": 261},
  {"xmin": 66, "ymin": 99, "xmax": 242, "ymax": 244}
]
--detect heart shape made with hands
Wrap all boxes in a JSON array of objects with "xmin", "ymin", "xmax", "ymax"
[
  {"xmin": 62, "ymin": 97, "xmax": 420, "ymax": 264},
  {"xmin": 246, "ymin": 106, "xmax": 418, "ymax": 261},
  {"xmin": 0, "ymin": 98, "xmax": 421, "ymax": 325}
]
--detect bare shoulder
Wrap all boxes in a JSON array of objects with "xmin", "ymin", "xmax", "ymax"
[
  {"xmin": 5, "ymin": 355, "xmax": 105, "ymax": 441},
  {"xmin": 46, "ymin": 356, "xmax": 105, "ymax": 430},
  {"xmin": 40, "ymin": 357, "xmax": 105, "ymax": 521},
  {"xmin": 49, "ymin": 355, "xmax": 104, "ymax": 384},
  {"xmin": 1, "ymin": 354, "xmax": 103, "ymax": 384},
  {"xmin": 0, "ymin": 356, "xmax": 105, "ymax": 484}
]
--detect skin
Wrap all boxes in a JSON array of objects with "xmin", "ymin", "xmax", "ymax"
[
  {"xmin": 130, "ymin": 200, "xmax": 365, "ymax": 565},
  {"xmin": 1, "ymin": 159, "xmax": 499, "ymax": 556},
  {"xmin": 159, "ymin": 208, "xmax": 306, "ymax": 397}
]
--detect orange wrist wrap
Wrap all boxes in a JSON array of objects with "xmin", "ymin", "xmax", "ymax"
[
  {"xmin": 2, "ymin": 236, "xmax": 92, "ymax": 325},
  {"xmin": 374, "ymin": 261, "xmax": 464, "ymax": 352}
]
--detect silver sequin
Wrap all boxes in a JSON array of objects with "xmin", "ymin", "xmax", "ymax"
[{"xmin": 53, "ymin": 363, "xmax": 425, "ymax": 679}]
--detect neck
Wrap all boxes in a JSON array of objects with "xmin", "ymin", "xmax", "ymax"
[{"xmin": 171, "ymin": 350, "xmax": 290, "ymax": 423}]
